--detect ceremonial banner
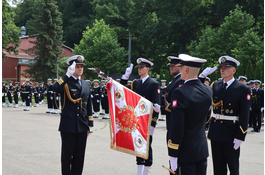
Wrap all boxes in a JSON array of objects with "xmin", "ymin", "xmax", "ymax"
[{"xmin": 106, "ymin": 79, "xmax": 153, "ymax": 159}]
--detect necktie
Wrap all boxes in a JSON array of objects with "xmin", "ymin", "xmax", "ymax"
[{"xmin": 222, "ymin": 82, "xmax": 227, "ymax": 89}]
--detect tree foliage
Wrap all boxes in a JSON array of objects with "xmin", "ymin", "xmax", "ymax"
[
  {"xmin": 2, "ymin": 0, "xmax": 21, "ymax": 59},
  {"xmin": 188, "ymin": 5, "xmax": 263, "ymax": 81},
  {"xmin": 23, "ymin": 0, "xmax": 64, "ymax": 82},
  {"xmin": 74, "ymin": 19, "xmax": 128, "ymax": 79}
]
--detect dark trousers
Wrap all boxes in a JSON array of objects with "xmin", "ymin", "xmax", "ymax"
[
  {"xmin": 252, "ymin": 109, "xmax": 261, "ymax": 130},
  {"xmin": 60, "ymin": 132, "xmax": 88, "ymax": 175},
  {"xmin": 7, "ymin": 92, "xmax": 12, "ymax": 103},
  {"xmin": 92, "ymin": 97, "xmax": 100, "ymax": 112},
  {"xmin": 34, "ymin": 93, "xmax": 39, "ymax": 103},
  {"xmin": 102, "ymin": 97, "xmax": 109, "ymax": 114},
  {"xmin": 136, "ymin": 135, "xmax": 153, "ymax": 166},
  {"xmin": 21, "ymin": 93, "xmax": 25, "ymax": 102},
  {"xmin": 2, "ymin": 95, "xmax": 6, "ymax": 103},
  {"xmin": 211, "ymin": 140, "xmax": 240, "ymax": 175},
  {"xmin": 25, "ymin": 94, "xmax": 30, "ymax": 106},
  {"xmin": 14, "ymin": 94, "xmax": 18, "ymax": 104},
  {"xmin": 175, "ymin": 158, "xmax": 207, "ymax": 175},
  {"xmin": 47, "ymin": 93, "xmax": 54, "ymax": 108}
]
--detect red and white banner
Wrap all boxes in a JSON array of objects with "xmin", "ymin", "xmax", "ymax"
[{"xmin": 106, "ymin": 79, "xmax": 153, "ymax": 159}]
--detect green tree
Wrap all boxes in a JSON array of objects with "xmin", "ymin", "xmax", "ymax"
[
  {"xmin": 74, "ymin": 19, "xmax": 128, "ymax": 79},
  {"xmin": 188, "ymin": 5, "xmax": 263, "ymax": 81},
  {"xmin": 24, "ymin": 0, "xmax": 64, "ymax": 82},
  {"xmin": 2, "ymin": 0, "xmax": 21, "ymax": 59}
]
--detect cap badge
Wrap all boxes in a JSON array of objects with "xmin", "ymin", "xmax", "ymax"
[
  {"xmin": 221, "ymin": 57, "xmax": 226, "ymax": 63},
  {"xmin": 77, "ymin": 56, "xmax": 82, "ymax": 62},
  {"xmin": 137, "ymin": 59, "xmax": 142, "ymax": 64},
  {"xmin": 169, "ymin": 58, "xmax": 171, "ymax": 62}
]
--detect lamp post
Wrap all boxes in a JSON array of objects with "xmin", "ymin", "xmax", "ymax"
[
  {"xmin": 127, "ymin": 29, "xmax": 131, "ymax": 66},
  {"xmin": 57, "ymin": 57, "xmax": 59, "ymax": 79}
]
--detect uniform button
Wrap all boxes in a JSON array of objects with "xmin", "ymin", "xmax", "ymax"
[
  {"xmin": 221, "ymin": 121, "xmax": 223, "ymax": 123},
  {"xmin": 214, "ymin": 120, "xmax": 216, "ymax": 122},
  {"xmin": 77, "ymin": 114, "xmax": 79, "ymax": 116},
  {"xmin": 73, "ymin": 94, "xmax": 75, "ymax": 96},
  {"xmin": 77, "ymin": 107, "xmax": 79, "ymax": 109}
]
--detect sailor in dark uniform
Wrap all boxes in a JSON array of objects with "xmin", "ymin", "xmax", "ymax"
[
  {"xmin": 52, "ymin": 78, "xmax": 60, "ymax": 114},
  {"xmin": 167, "ymin": 54, "xmax": 212, "ymax": 175},
  {"xmin": 46, "ymin": 78, "xmax": 54, "ymax": 113},
  {"xmin": 153, "ymin": 56, "xmax": 184, "ymax": 145},
  {"xmin": 23, "ymin": 80, "xmax": 33, "ymax": 111},
  {"xmin": 52, "ymin": 55, "xmax": 93, "ymax": 175},
  {"xmin": 99, "ymin": 80, "xmax": 106, "ymax": 115},
  {"xmin": 238, "ymin": 75, "xmax": 247, "ymax": 84},
  {"xmin": 101, "ymin": 80, "xmax": 109, "ymax": 119},
  {"xmin": 29, "ymin": 81, "xmax": 33, "ymax": 106},
  {"xmin": 91, "ymin": 79, "xmax": 101, "ymax": 118},
  {"xmin": 40, "ymin": 82, "xmax": 45, "ymax": 104},
  {"xmin": 7, "ymin": 81, "xmax": 14, "ymax": 107},
  {"xmin": 33, "ymin": 82, "xmax": 40, "ymax": 107},
  {"xmin": 120, "ymin": 58, "xmax": 160, "ymax": 175},
  {"xmin": 159, "ymin": 79, "xmax": 167, "ymax": 121},
  {"xmin": 13, "ymin": 82, "xmax": 20, "ymax": 108},
  {"xmin": 207, "ymin": 56, "xmax": 251, "ymax": 175},
  {"xmin": 251, "ymin": 80, "xmax": 264, "ymax": 132},
  {"xmin": 20, "ymin": 81, "xmax": 26, "ymax": 106},
  {"xmin": 2, "ymin": 81, "xmax": 7, "ymax": 107}
]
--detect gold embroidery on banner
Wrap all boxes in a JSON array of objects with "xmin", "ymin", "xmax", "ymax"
[
  {"xmin": 152, "ymin": 117, "xmax": 157, "ymax": 122},
  {"xmin": 134, "ymin": 135, "xmax": 144, "ymax": 149},
  {"xmin": 168, "ymin": 139, "xmax": 179, "ymax": 150},
  {"xmin": 138, "ymin": 100, "xmax": 148, "ymax": 114},
  {"xmin": 240, "ymin": 126, "xmax": 247, "ymax": 134},
  {"xmin": 115, "ymin": 89, "xmax": 124, "ymax": 103},
  {"xmin": 116, "ymin": 105, "xmax": 138, "ymax": 133}
]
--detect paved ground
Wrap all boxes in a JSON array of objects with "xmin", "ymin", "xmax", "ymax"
[{"xmin": 2, "ymin": 102, "xmax": 264, "ymax": 175}]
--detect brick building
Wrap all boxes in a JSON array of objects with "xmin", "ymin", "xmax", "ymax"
[{"xmin": 2, "ymin": 26, "xmax": 73, "ymax": 84}]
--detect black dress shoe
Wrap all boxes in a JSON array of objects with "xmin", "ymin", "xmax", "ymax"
[
  {"xmin": 256, "ymin": 129, "xmax": 260, "ymax": 132},
  {"xmin": 46, "ymin": 111, "xmax": 52, "ymax": 113},
  {"xmin": 251, "ymin": 129, "xmax": 256, "ymax": 132}
]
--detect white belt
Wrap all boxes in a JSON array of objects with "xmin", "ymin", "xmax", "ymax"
[
  {"xmin": 23, "ymin": 91, "xmax": 30, "ymax": 93},
  {"xmin": 212, "ymin": 113, "xmax": 239, "ymax": 122}
]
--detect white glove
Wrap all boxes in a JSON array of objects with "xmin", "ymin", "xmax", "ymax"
[
  {"xmin": 107, "ymin": 77, "xmax": 112, "ymax": 84},
  {"xmin": 91, "ymin": 94, "xmax": 94, "ymax": 98},
  {"xmin": 45, "ymin": 91, "xmax": 47, "ymax": 94},
  {"xmin": 56, "ymin": 97, "xmax": 59, "ymax": 100},
  {"xmin": 233, "ymin": 138, "xmax": 243, "ymax": 150},
  {"xmin": 11, "ymin": 94, "xmax": 13, "ymax": 97},
  {"xmin": 97, "ymin": 100, "xmax": 100, "ymax": 103},
  {"xmin": 51, "ymin": 91, "xmax": 53, "ymax": 93},
  {"xmin": 199, "ymin": 66, "xmax": 218, "ymax": 78},
  {"xmin": 18, "ymin": 92, "xmax": 20, "ymax": 97},
  {"xmin": 154, "ymin": 103, "xmax": 161, "ymax": 113},
  {"xmin": 261, "ymin": 107, "xmax": 264, "ymax": 112},
  {"xmin": 169, "ymin": 156, "xmax": 178, "ymax": 171},
  {"xmin": 50, "ymin": 97, "xmax": 53, "ymax": 100},
  {"xmin": 66, "ymin": 61, "xmax": 76, "ymax": 77},
  {"xmin": 150, "ymin": 126, "xmax": 155, "ymax": 135},
  {"xmin": 28, "ymin": 96, "xmax": 30, "ymax": 99},
  {"xmin": 121, "ymin": 63, "xmax": 133, "ymax": 80},
  {"xmin": 32, "ymin": 93, "xmax": 34, "ymax": 96},
  {"xmin": 87, "ymin": 126, "xmax": 92, "ymax": 137},
  {"xmin": 250, "ymin": 107, "xmax": 252, "ymax": 111},
  {"xmin": 2, "ymin": 93, "xmax": 4, "ymax": 97},
  {"xmin": 101, "ymin": 94, "xmax": 104, "ymax": 98}
]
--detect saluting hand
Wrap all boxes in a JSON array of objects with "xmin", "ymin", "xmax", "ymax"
[
  {"xmin": 122, "ymin": 63, "xmax": 133, "ymax": 80},
  {"xmin": 66, "ymin": 61, "xmax": 76, "ymax": 77},
  {"xmin": 199, "ymin": 66, "xmax": 218, "ymax": 78}
]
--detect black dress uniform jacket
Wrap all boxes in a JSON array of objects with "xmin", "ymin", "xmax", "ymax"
[
  {"xmin": 168, "ymin": 79, "xmax": 212, "ymax": 163},
  {"xmin": 161, "ymin": 74, "xmax": 184, "ymax": 130},
  {"xmin": 251, "ymin": 88, "xmax": 264, "ymax": 110},
  {"xmin": 208, "ymin": 79, "xmax": 251, "ymax": 142},
  {"xmin": 52, "ymin": 75, "xmax": 93, "ymax": 133}
]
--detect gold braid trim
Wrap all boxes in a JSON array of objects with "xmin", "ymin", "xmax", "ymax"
[
  {"xmin": 165, "ymin": 103, "xmax": 171, "ymax": 112},
  {"xmin": 168, "ymin": 139, "xmax": 179, "ymax": 150},
  {"xmin": 131, "ymin": 79, "xmax": 136, "ymax": 91},
  {"xmin": 210, "ymin": 81, "xmax": 224, "ymax": 115},
  {"xmin": 240, "ymin": 126, "xmax": 247, "ymax": 134}
]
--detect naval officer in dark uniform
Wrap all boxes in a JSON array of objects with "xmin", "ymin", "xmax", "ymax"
[
  {"xmin": 46, "ymin": 78, "xmax": 54, "ymax": 113},
  {"xmin": 166, "ymin": 54, "xmax": 212, "ymax": 175},
  {"xmin": 52, "ymin": 55, "xmax": 93, "ymax": 175},
  {"xmin": 23, "ymin": 80, "xmax": 33, "ymax": 111},
  {"xmin": 13, "ymin": 82, "xmax": 20, "ymax": 108},
  {"xmin": 251, "ymin": 80, "xmax": 264, "ymax": 132},
  {"xmin": 91, "ymin": 79, "xmax": 101, "ymax": 118},
  {"xmin": 2, "ymin": 81, "xmax": 7, "ymax": 107},
  {"xmin": 154, "ymin": 56, "xmax": 184, "ymax": 144},
  {"xmin": 159, "ymin": 79, "xmax": 167, "ymax": 121},
  {"xmin": 207, "ymin": 56, "xmax": 251, "ymax": 175},
  {"xmin": 121, "ymin": 58, "xmax": 160, "ymax": 175}
]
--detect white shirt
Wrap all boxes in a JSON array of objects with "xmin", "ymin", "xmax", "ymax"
[
  {"xmin": 72, "ymin": 75, "xmax": 82, "ymax": 86},
  {"xmin": 141, "ymin": 75, "xmax": 149, "ymax": 83},
  {"xmin": 223, "ymin": 77, "xmax": 235, "ymax": 89},
  {"xmin": 184, "ymin": 78, "xmax": 198, "ymax": 84}
]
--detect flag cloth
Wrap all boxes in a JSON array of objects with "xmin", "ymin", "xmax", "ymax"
[{"xmin": 106, "ymin": 79, "xmax": 153, "ymax": 159}]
